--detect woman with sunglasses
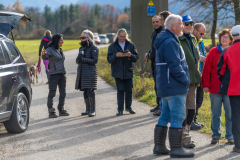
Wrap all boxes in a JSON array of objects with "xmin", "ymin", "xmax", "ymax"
[
  {"xmin": 75, "ymin": 30, "xmax": 98, "ymax": 117},
  {"xmin": 202, "ymin": 28, "xmax": 234, "ymax": 145}
]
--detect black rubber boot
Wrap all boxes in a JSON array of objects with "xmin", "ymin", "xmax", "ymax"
[
  {"xmin": 88, "ymin": 92, "xmax": 96, "ymax": 117},
  {"xmin": 82, "ymin": 98, "xmax": 90, "ymax": 115},
  {"xmin": 169, "ymin": 128, "xmax": 194, "ymax": 158},
  {"xmin": 153, "ymin": 125, "xmax": 170, "ymax": 155},
  {"xmin": 48, "ymin": 108, "xmax": 58, "ymax": 118}
]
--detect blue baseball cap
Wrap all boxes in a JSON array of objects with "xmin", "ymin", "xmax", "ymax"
[{"xmin": 182, "ymin": 15, "xmax": 194, "ymax": 23}]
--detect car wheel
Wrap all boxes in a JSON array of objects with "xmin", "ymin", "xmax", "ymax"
[{"xmin": 4, "ymin": 93, "xmax": 29, "ymax": 133}]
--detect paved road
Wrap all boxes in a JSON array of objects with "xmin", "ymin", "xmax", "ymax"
[{"xmin": 0, "ymin": 45, "xmax": 240, "ymax": 160}]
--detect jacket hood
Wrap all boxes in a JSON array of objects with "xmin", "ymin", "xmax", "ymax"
[{"xmin": 154, "ymin": 29, "xmax": 178, "ymax": 50}]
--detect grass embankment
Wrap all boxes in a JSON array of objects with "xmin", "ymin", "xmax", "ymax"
[
  {"xmin": 98, "ymin": 47, "xmax": 227, "ymax": 141},
  {"xmin": 15, "ymin": 39, "xmax": 81, "ymax": 66}
]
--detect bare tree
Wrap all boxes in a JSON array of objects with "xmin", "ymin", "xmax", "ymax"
[
  {"xmin": 171, "ymin": 0, "xmax": 233, "ymax": 46},
  {"xmin": 233, "ymin": 0, "xmax": 240, "ymax": 24}
]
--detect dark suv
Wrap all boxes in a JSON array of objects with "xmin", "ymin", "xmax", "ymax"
[{"xmin": 0, "ymin": 11, "xmax": 32, "ymax": 133}]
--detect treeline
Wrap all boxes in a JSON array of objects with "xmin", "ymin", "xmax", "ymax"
[{"xmin": 0, "ymin": 0, "xmax": 130, "ymax": 39}]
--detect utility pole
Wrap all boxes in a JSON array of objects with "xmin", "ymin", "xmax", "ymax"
[{"xmin": 131, "ymin": 0, "xmax": 168, "ymax": 71}]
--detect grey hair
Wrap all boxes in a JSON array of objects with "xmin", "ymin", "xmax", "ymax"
[
  {"xmin": 114, "ymin": 28, "xmax": 130, "ymax": 41},
  {"xmin": 164, "ymin": 14, "xmax": 182, "ymax": 30},
  {"xmin": 194, "ymin": 23, "xmax": 206, "ymax": 30},
  {"xmin": 152, "ymin": 15, "xmax": 161, "ymax": 20},
  {"xmin": 81, "ymin": 29, "xmax": 94, "ymax": 43}
]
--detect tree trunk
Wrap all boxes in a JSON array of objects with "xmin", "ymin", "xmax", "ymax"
[
  {"xmin": 233, "ymin": 0, "xmax": 240, "ymax": 25},
  {"xmin": 211, "ymin": 0, "xmax": 217, "ymax": 47}
]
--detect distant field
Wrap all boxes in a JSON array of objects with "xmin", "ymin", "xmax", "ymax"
[
  {"xmin": 15, "ymin": 39, "xmax": 212, "ymax": 66},
  {"xmin": 15, "ymin": 39, "xmax": 81, "ymax": 66},
  {"xmin": 203, "ymin": 39, "xmax": 212, "ymax": 46}
]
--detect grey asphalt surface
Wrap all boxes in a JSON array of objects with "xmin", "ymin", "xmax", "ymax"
[{"xmin": 0, "ymin": 45, "xmax": 240, "ymax": 160}]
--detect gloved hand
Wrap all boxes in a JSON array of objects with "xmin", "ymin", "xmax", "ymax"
[{"xmin": 77, "ymin": 53, "xmax": 83, "ymax": 62}]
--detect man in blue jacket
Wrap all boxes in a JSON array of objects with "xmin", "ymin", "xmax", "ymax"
[{"xmin": 152, "ymin": 14, "xmax": 194, "ymax": 158}]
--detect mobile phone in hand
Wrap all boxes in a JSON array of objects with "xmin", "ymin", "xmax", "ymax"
[{"xmin": 123, "ymin": 50, "xmax": 129, "ymax": 53}]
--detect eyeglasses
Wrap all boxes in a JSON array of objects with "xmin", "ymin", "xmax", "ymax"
[
  {"xmin": 184, "ymin": 22, "xmax": 194, "ymax": 26},
  {"xmin": 196, "ymin": 29, "xmax": 205, "ymax": 35},
  {"xmin": 80, "ymin": 37, "xmax": 87, "ymax": 40},
  {"xmin": 221, "ymin": 36, "xmax": 230, "ymax": 39}
]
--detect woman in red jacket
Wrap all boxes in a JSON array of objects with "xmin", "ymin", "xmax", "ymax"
[{"xmin": 202, "ymin": 29, "xmax": 234, "ymax": 144}]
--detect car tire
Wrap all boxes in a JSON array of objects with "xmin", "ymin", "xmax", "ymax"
[{"xmin": 4, "ymin": 93, "xmax": 29, "ymax": 133}]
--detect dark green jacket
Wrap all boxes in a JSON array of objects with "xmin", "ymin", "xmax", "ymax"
[{"xmin": 178, "ymin": 34, "xmax": 201, "ymax": 86}]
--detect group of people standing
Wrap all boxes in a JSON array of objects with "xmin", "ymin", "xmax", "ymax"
[
  {"xmin": 39, "ymin": 28, "xmax": 138, "ymax": 118},
  {"xmin": 149, "ymin": 11, "xmax": 240, "ymax": 158},
  {"xmin": 38, "ymin": 10, "xmax": 240, "ymax": 159}
]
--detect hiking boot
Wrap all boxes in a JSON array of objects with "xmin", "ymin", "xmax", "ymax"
[
  {"xmin": 183, "ymin": 142, "xmax": 195, "ymax": 148},
  {"xmin": 126, "ymin": 108, "xmax": 136, "ymax": 114},
  {"xmin": 153, "ymin": 109, "xmax": 161, "ymax": 116},
  {"xmin": 169, "ymin": 128, "xmax": 194, "ymax": 158},
  {"xmin": 190, "ymin": 122, "xmax": 202, "ymax": 130},
  {"xmin": 195, "ymin": 121, "xmax": 204, "ymax": 128},
  {"xmin": 211, "ymin": 138, "xmax": 219, "ymax": 144},
  {"xmin": 150, "ymin": 106, "xmax": 159, "ymax": 112},
  {"xmin": 48, "ymin": 108, "xmax": 57, "ymax": 118},
  {"xmin": 228, "ymin": 139, "xmax": 234, "ymax": 145},
  {"xmin": 153, "ymin": 125, "xmax": 170, "ymax": 155},
  {"xmin": 233, "ymin": 147, "xmax": 240, "ymax": 153},
  {"xmin": 116, "ymin": 111, "xmax": 123, "ymax": 116},
  {"xmin": 59, "ymin": 110, "xmax": 70, "ymax": 116}
]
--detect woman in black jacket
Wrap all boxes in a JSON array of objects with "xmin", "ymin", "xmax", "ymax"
[
  {"xmin": 75, "ymin": 30, "xmax": 98, "ymax": 117},
  {"xmin": 107, "ymin": 28, "xmax": 139, "ymax": 116},
  {"xmin": 39, "ymin": 30, "xmax": 52, "ymax": 84},
  {"xmin": 42, "ymin": 34, "xmax": 69, "ymax": 118}
]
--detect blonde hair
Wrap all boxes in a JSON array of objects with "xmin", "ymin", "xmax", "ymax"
[
  {"xmin": 44, "ymin": 30, "xmax": 52, "ymax": 36},
  {"xmin": 114, "ymin": 28, "xmax": 130, "ymax": 41}
]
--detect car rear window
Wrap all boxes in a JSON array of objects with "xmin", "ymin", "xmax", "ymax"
[
  {"xmin": 5, "ymin": 42, "xmax": 19, "ymax": 61},
  {"xmin": 0, "ymin": 42, "xmax": 11, "ymax": 64}
]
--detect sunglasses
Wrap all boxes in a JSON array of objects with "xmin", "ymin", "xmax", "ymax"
[
  {"xmin": 80, "ymin": 37, "xmax": 87, "ymax": 40},
  {"xmin": 196, "ymin": 29, "xmax": 205, "ymax": 35},
  {"xmin": 184, "ymin": 22, "xmax": 194, "ymax": 26}
]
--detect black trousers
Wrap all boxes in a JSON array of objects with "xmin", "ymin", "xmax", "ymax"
[
  {"xmin": 195, "ymin": 85, "xmax": 204, "ymax": 121},
  {"xmin": 151, "ymin": 62, "xmax": 161, "ymax": 107},
  {"xmin": 115, "ymin": 78, "xmax": 133, "ymax": 111},
  {"xmin": 229, "ymin": 96, "xmax": 240, "ymax": 148},
  {"xmin": 47, "ymin": 73, "xmax": 66, "ymax": 110}
]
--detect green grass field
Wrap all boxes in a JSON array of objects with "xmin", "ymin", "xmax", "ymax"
[
  {"xmin": 15, "ymin": 39, "xmax": 81, "ymax": 66},
  {"xmin": 16, "ymin": 39, "xmax": 213, "ymax": 67}
]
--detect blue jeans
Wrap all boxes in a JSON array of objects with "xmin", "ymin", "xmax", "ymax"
[
  {"xmin": 210, "ymin": 93, "xmax": 233, "ymax": 139},
  {"xmin": 158, "ymin": 94, "xmax": 186, "ymax": 128}
]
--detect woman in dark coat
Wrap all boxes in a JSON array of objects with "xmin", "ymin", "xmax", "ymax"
[
  {"xmin": 107, "ymin": 28, "xmax": 139, "ymax": 116},
  {"xmin": 42, "ymin": 34, "xmax": 69, "ymax": 118},
  {"xmin": 39, "ymin": 30, "xmax": 52, "ymax": 84},
  {"xmin": 75, "ymin": 30, "xmax": 98, "ymax": 117}
]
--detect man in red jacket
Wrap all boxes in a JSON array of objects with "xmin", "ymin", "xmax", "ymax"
[{"xmin": 219, "ymin": 25, "xmax": 240, "ymax": 153}]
